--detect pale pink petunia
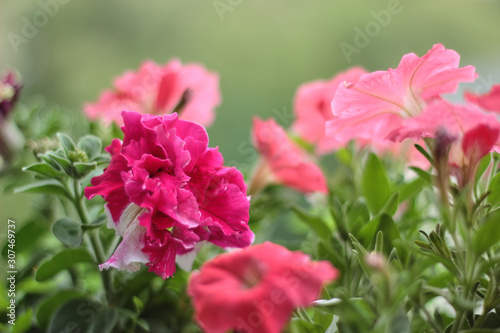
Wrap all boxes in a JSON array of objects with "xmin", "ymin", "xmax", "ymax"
[
  {"xmin": 84, "ymin": 59, "xmax": 221, "ymax": 127},
  {"xmin": 292, "ymin": 67, "xmax": 367, "ymax": 150},
  {"xmin": 85, "ymin": 111, "xmax": 253, "ymax": 279},
  {"xmin": 464, "ymin": 84, "xmax": 500, "ymax": 113},
  {"xmin": 251, "ymin": 118, "xmax": 328, "ymax": 194},
  {"xmin": 188, "ymin": 242, "xmax": 338, "ymax": 333},
  {"xmin": 324, "ymin": 44, "xmax": 477, "ymax": 151}
]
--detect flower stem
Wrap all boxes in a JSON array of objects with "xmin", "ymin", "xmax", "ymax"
[{"xmin": 73, "ymin": 178, "xmax": 114, "ymax": 300}]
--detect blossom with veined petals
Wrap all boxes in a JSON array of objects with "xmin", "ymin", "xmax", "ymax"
[
  {"xmin": 250, "ymin": 118, "xmax": 328, "ymax": 194},
  {"xmin": 292, "ymin": 67, "xmax": 367, "ymax": 151},
  {"xmin": 84, "ymin": 59, "xmax": 221, "ymax": 127},
  {"xmin": 464, "ymin": 84, "xmax": 500, "ymax": 113},
  {"xmin": 85, "ymin": 111, "xmax": 253, "ymax": 279},
  {"xmin": 188, "ymin": 242, "xmax": 338, "ymax": 333},
  {"xmin": 324, "ymin": 44, "xmax": 476, "ymax": 150}
]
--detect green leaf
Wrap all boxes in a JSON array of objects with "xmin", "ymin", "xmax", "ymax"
[
  {"xmin": 36, "ymin": 290, "xmax": 87, "ymax": 329},
  {"xmin": 487, "ymin": 172, "xmax": 500, "ymax": 206},
  {"xmin": 47, "ymin": 150, "xmax": 72, "ymax": 172},
  {"xmin": 36, "ymin": 248, "xmax": 94, "ymax": 282},
  {"xmin": 87, "ymin": 308, "xmax": 119, "ymax": 333},
  {"xmin": 398, "ymin": 178, "xmax": 427, "ymax": 202},
  {"xmin": 14, "ymin": 179, "xmax": 69, "ymax": 197},
  {"xmin": 414, "ymin": 143, "xmax": 436, "ymax": 167},
  {"xmin": 374, "ymin": 230, "xmax": 384, "ymax": 254},
  {"xmin": 291, "ymin": 206, "xmax": 331, "ymax": 240},
  {"xmin": 133, "ymin": 296, "xmax": 145, "ymax": 314},
  {"xmin": 52, "ymin": 217, "xmax": 83, "ymax": 247},
  {"xmin": 23, "ymin": 162, "xmax": 63, "ymax": 178},
  {"xmin": 476, "ymin": 153, "xmax": 492, "ymax": 183},
  {"xmin": 409, "ymin": 166, "xmax": 433, "ymax": 185},
  {"xmin": 2, "ymin": 220, "xmax": 49, "ymax": 256},
  {"xmin": 48, "ymin": 298, "xmax": 100, "ymax": 333},
  {"xmin": 57, "ymin": 132, "xmax": 76, "ymax": 154},
  {"xmin": 473, "ymin": 209, "xmax": 500, "ymax": 256},
  {"xmin": 381, "ymin": 192, "xmax": 399, "ymax": 216},
  {"xmin": 361, "ymin": 153, "xmax": 391, "ymax": 214},
  {"xmin": 12, "ymin": 308, "xmax": 32, "ymax": 333},
  {"xmin": 389, "ymin": 308, "xmax": 411, "ymax": 333},
  {"xmin": 78, "ymin": 135, "xmax": 102, "ymax": 161},
  {"xmin": 73, "ymin": 161, "xmax": 97, "ymax": 178}
]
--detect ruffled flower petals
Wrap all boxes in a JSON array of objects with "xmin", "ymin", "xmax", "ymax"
[{"xmin": 99, "ymin": 203, "xmax": 148, "ymax": 272}]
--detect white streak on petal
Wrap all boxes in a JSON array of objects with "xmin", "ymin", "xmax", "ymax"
[{"xmin": 100, "ymin": 203, "xmax": 149, "ymax": 272}]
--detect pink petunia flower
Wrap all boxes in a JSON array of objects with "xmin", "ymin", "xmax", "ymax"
[
  {"xmin": 85, "ymin": 111, "xmax": 253, "ymax": 279},
  {"xmin": 464, "ymin": 84, "xmax": 500, "ymax": 113},
  {"xmin": 250, "ymin": 118, "xmax": 328, "ymax": 194},
  {"xmin": 390, "ymin": 99, "xmax": 500, "ymax": 186},
  {"xmin": 324, "ymin": 44, "xmax": 477, "ymax": 150},
  {"xmin": 84, "ymin": 59, "xmax": 221, "ymax": 127},
  {"xmin": 0, "ymin": 70, "xmax": 22, "ymax": 120},
  {"xmin": 292, "ymin": 67, "xmax": 367, "ymax": 151},
  {"xmin": 188, "ymin": 242, "xmax": 338, "ymax": 333}
]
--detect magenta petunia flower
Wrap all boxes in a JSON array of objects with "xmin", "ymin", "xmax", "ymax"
[
  {"xmin": 291, "ymin": 66, "xmax": 367, "ymax": 151},
  {"xmin": 84, "ymin": 59, "xmax": 221, "ymax": 127},
  {"xmin": 85, "ymin": 111, "xmax": 253, "ymax": 279},
  {"xmin": 464, "ymin": 84, "xmax": 500, "ymax": 113},
  {"xmin": 0, "ymin": 70, "xmax": 22, "ymax": 120},
  {"xmin": 324, "ymin": 44, "xmax": 477, "ymax": 149},
  {"xmin": 188, "ymin": 242, "xmax": 338, "ymax": 333},
  {"xmin": 250, "ymin": 118, "xmax": 328, "ymax": 194}
]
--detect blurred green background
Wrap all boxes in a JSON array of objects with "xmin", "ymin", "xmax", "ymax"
[{"xmin": 2, "ymin": 0, "xmax": 500, "ymax": 224}]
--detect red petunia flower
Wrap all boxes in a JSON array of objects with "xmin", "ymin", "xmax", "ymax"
[
  {"xmin": 85, "ymin": 111, "xmax": 253, "ymax": 279},
  {"xmin": 188, "ymin": 242, "xmax": 338, "ymax": 333}
]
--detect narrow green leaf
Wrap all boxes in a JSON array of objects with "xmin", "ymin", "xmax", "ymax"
[
  {"xmin": 12, "ymin": 308, "xmax": 32, "ymax": 333},
  {"xmin": 14, "ymin": 179, "xmax": 69, "ymax": 197},
  {"xmin": 374, "ymin": 231, "xmax": 384, "ymax": 254},
  {"xmin": 23, "ymin": 162, "xmax": 64, "ymax": 178},
  {"xmin": 361, "ymin": 153, "xmax": 391, "ymax": 214},
  {"xmin": 52, "ymin": 217, "xmax": 83, "ymax": 247},
  {"xmin": 476, "ymin": 153, "xmax": 492, "ymax": 183},
  {"xmin": 409, "ymin": 166, "xmax": 433, "ymax": 185},
  {"xmin": 414, "ymin": 144, "xmax": 436, "ymax": 167},
  {"xmin": 47, "ymin": 151, "xmax": 72, "ymax": 172},
  {"xmin": 487, "ymin": 172, "xmax": 500, "ymax": 206},
  {"xmin": 398, "ymin": 178, "xmax": 427, "ymax": 202},
  {"xmin": 36, "ymin": 248, "xmax": 94, "ymax": 282}
]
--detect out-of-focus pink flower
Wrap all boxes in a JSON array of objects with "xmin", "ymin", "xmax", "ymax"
[
  {"xmin": 84, "ymin": 59, "xmax": 221, "ymax": 127},
  {"xmin": 324, "ymin": 44, "xmax": 476, "ymax": 150},
  {"xmin": 292, "ymin": 67, "xmax": 367, "ymax": 151},
  {"xmin": 188, "ymin": 242, "xmax": 338, "ymax": 333},
  {"xmin": 0, "ymin": 70, "xmax": 22, "ymax": 119},
  {"xmin": 250, "ymin": 118, "xmax": 328, "ymax": 194},
  {"xmin": 464, "ymin": 84, "xmax": 500, "ymax": 113},
  {"xmin": 85, "ymin": 111, "xmax": 253, "ymax": 279}
]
